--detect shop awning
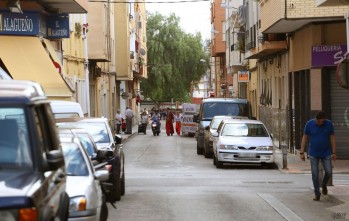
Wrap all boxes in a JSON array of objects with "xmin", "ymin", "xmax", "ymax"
[{"xmin": 0, "ymin": 36, "xmax": 72, "ymax": 98}]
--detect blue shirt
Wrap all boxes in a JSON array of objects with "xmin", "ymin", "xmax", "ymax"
[{"xmin": 304, "ymin": 119, "xmax": 334, "ymax": 158}]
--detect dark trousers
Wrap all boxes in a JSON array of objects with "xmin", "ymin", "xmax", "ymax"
[
  {"xmin": 116, "ymin": 124, "xmax": 121, "ymax": 134},
  {"xmin": 126, "ymin": 117, "xmax": 132, "ymax": 134}
]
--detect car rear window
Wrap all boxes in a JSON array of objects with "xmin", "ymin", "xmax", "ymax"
[
  {"xmin": 203, "ymin": 102, "xmax": 248, "ymax": 119},
  {"xmin": 222, "ymin": 123, "xmax": 268, "ymax": 137}
]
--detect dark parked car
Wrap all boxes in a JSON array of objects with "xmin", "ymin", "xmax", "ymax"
[
  {"xmin": 0, "ymin": 80, "xmax": 69, "ymax": 220},
  {"xmin": 194, "ymin": 98, "xmax": 254, "ymax": 155},
  {"xmin": 56, "ymin": 117, "xmax": 125, "ymax": 202}
]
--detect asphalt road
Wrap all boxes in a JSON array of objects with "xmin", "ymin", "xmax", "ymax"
[{"xmin": 107, "ymin": 123, "xmax": 348, "ymax": 221}]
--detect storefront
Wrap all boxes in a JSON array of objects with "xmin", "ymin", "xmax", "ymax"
[
  {"xmin": 290, "ymin": 23, "xmax": 349, "ymax": 158},
  {"xmin": 0, "ymin": 11, "xmax": 72, "ymax": 99}
]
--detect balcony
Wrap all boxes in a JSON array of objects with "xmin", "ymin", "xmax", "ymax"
[
  {"xmin": 245, "ymin": 34, "xmax": 287, "ymax": 59},
  {"xmin": 260, "ymin": 0, "xmax": 349, "ymax": 34},
  {"xmin": 315, "ymin": 0, "xmax": 349, "ymax": 6}
]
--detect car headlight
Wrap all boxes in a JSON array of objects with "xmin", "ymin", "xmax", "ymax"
[
  {"xmin": 219, "ymin": 145, "xmax": 238, "ymax": 150},
  {"xmin": 0, "ymin": 208, "xmax": 38, "ymax": 221},
  {"xmin": 256, "ymin": 146, "xmax": 273, "ymax": 150},
  {"xmin": 69, "ymin": 196, "xmax": 87, "ymax": 212}
]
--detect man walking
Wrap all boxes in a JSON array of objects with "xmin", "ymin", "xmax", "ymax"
[
  {"xmin": 125, "ymin": 107, "xmax": 134, "ymax": 134},
  {"xmin": 300, "ymin": 111, "xmax": 336, "ymax": 201}
]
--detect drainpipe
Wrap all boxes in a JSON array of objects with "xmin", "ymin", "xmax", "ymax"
[
  {"xmin": 285, "ymin": 0, "xmax": 287, "ymax": 20},
  {"xmin": 83, "ymin": 14, "xmax": 90, "ymax": 117}
]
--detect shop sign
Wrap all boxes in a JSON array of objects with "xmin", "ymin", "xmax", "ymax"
[
  {"xmin": 47, "ymin": 14, "xmax": 69, "ymax": 39},
  {"xmin": 0, "ymin": 12, "xmax": 39, "ymax": 35},
  {"xmin": 312, "ymin": 45, "xmax": 348, "ymax": 67},
  {"xmin": 238, "ymin": 70, "xmax": 249, "ymax": 82}
]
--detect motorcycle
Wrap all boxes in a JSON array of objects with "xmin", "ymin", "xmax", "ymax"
[{"xmin": 151, "ymin": 119, "xmax": 161, "ymax": 136}]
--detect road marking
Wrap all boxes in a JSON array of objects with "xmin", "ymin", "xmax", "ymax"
[{"xmin": 258, "ymin": 193, "xmax": 304, "ymax": 221}]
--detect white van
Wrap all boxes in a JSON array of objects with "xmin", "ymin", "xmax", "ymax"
[{"xmin": 50, "ymin": 100, "xmax": 84, "ymax": 119}]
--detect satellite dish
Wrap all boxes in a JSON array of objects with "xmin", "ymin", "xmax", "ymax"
[{"xmin": 139, "ymin": 48, "xmax": 146, "ymax": 56}]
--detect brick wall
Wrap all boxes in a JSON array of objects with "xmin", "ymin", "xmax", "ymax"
[{"xmin": 260, "ymin": 0, "xmax": 349, "ymax": 33}]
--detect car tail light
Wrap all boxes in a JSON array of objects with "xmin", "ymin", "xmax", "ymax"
[
  {"xmin": 105, "ymin": 164, "xmax": 113, "ymax": 172},
  {"xmin": 19, "ymin": 208, "xmax": 38, "ymax": 221}
]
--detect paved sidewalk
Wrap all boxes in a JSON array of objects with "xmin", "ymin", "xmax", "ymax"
[{"xmin": 274, "ymin": 148, "xmax": 349, "ymax": 209}]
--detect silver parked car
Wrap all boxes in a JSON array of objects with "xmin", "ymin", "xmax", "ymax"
[
  {"xmin": 60, "ymin": 136, "xmax": 109, "ymax": 221},
  {"xmin": 212, "ymin": 119, "xmax": 275, "ymax": 168},
  {"xmin": 203, "ymin": 115, "xmax": 248, "ymax": 158},
  {"xmin": 56, "ymin": 117, "xmax": 125, "ymax": 202}
]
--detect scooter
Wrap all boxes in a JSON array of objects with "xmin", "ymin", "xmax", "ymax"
[{"xmin": 151, "ymin": 119, "xmax": 161, "ymax": 136}]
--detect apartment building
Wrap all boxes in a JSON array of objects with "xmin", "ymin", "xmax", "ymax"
[
  {"xmin": 242, "ymin": 0, "xmax": 349, "ymax": 158},
  {"xmin": 211, "ymin": 0, "xmax": 226, "ymax": 97}
]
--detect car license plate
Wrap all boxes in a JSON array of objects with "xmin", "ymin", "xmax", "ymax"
[{"xmin": 239, "ymin": 152, "xmax": 256, "ymax": 158}]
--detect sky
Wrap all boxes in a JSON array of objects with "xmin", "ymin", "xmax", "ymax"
[{"xmin": 145, "ymin": 0, "xmax": 212, "ymax": 40}]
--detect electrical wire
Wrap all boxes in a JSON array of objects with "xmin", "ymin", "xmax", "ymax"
[{"xmin": 89, "ymin": 0, "xmax": 210, "ymax": 3}]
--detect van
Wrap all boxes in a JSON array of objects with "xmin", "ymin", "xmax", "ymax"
[
  {"xmin": 50, "ymin": 100, "xmax": 84, "ymax": 119},
  {"xmin": 194, "ymin": 98, "xmax": 254, "ymax": 155}
]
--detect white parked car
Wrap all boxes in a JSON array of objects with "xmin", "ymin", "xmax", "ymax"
[
  {"xmin": 60, "ymin": 136, "xmax": 109, "ymax": 221},
  {"xmin": 203, "ymin": 115, "xmax": 248, "ymax": 158},
  {"xmin": 50, "ymin": 100, "xmax": 84, "ymax": 119},
  {"xmin": 212, "ymin": 119, "xmax": 275, "ymax": 168}
]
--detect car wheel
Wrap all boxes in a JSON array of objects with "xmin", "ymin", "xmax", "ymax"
[
  {"xmin": 197, "ymin": 143, "xmax": 203, "ymax": 155},
  {"xmin": 216, "ymin": 159, "xmax": 223, "ymax": 168},
  {"xmin": 111, "ymin": 160, "xmax": 122, "ymax": 202},
  {"xmin": 203, "ymin": 143, "xmax": 211, "ymax": 158},
  {"xmin": 56, "ymin": 192, "xmax": 69, "ymax": 221},
  {"xmin": 100, "ymin": 198, "xmax": 109, "ymax": 221}
]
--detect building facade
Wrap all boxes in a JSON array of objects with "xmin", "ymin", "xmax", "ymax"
[
  {"xmin": 241, "ymin": 0, "xmax": 349, "ymax": 158},
  {"xmin": 0, "ymin": 0, "xmax": 88, "ymax": 99}
]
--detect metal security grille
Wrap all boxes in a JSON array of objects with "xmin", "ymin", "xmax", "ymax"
[{"xmin": 330, "ymin": 69, "xmax": 349, "ymax": 158}]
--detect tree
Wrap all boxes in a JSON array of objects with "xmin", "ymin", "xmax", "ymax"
[{"xmin": 141, "ymin": 12, "xmax": 208, "ymax": 105}]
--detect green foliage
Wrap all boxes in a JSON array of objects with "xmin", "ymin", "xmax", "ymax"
[{"xmin": 141, "ymin": 12, "xmax": 209, "ymax": 103}]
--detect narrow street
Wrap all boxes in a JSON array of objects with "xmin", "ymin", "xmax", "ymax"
[{"xmin": 107, "ymin": 122, "xmax": 347, "ymax": 221}]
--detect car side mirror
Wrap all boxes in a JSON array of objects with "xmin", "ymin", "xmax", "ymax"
[
  {"xmin": 193, "ymin": 114, "xmax": 199, "ymax": 123},
  {"xmin": 212, "ymin": 131, "xmax": 218, "ymax": 137},
  {"xmin": 114, "ymin": 134, "xmax": 122, "ymax": 144},
  {"xmin": 270, "ymin": 133, "xmax": 273, "ymax": 139},
  {"xmin": 46, "ymin": 150, "xmax": 65, "ymax": 171},
  {"xmin": 97, "ymin": 149, "xmax": 114, "ymax": 161}
]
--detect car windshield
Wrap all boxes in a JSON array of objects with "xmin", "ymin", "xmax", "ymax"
[
  {"xmin": 203, "ymin": 102, "xmax": 248, "ymax": 119},
  {"xmin": 57, "ymin": 122, "xmax": 110, "ymax": 144},
  {"xmin": 61, "ymin": 142, "xmax": 89, "ymax": 176},
  {"xmin": 76, "ymin": 134, "xmax": 96, "ymax": 156},
  {"xmin": 211, "ymin": 118, "xmax": 226, "ymax": 129},
  {"xmin": 0, "ymin": 107, "xmax": 33, "ymax": 169},
  {"xmin": 221, "ymin": 123, "xmax": 268, "ymax": 137}
]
